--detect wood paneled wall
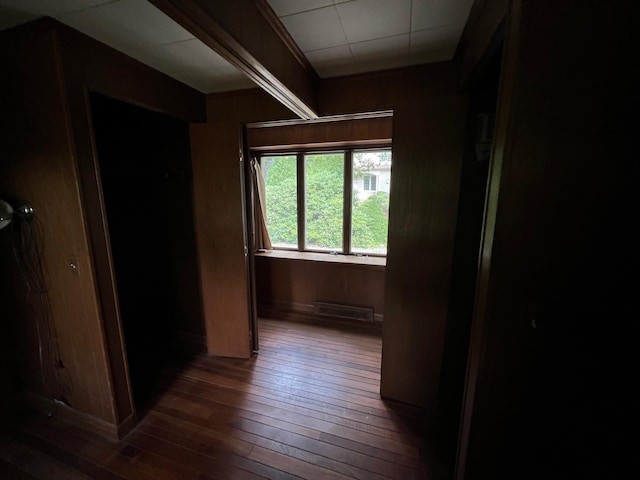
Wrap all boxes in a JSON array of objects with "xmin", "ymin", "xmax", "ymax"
[
  {"xmin": 382, "ymin": 74, "xmax": 467, "ymax": 410},
  {"xmin": 0, "ymin": 239, "xmax": 19, "ymax": 421},
  {"xmin": 0, "ymin": 18, "xmax": 205, "ymax": 437},
  {"xmin": 255, "ymin": 256, "xmax": 386, "ymax": 321},
  {"xmin": 0, "ymin": 24, "xmax": 116, "ymax": 428},
  {"xmin": 247, "ymin": 115, "xmax": 392, "ymax": 151},
  {"xmin": 207, "ymin": 88, "xmax": 294, "ymax": 124},
  {"xmin": 318, "ymin": 63, "xmax": 455, "ymax": 116},
  {"xmin": 457, "ymin": 1, "xmax": 638, "ymax": 478}
]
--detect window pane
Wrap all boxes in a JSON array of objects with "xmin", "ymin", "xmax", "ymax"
[
  {"xmin": 352, "ymin": 150, "xmax": 391, "ymax": 255},
  {"xmin": 304, "ymin": 153, "xmax": 344, "ymax": 251},
  {"xmin": 261, "ymin": 155, "xmax": 297, "ymax": 249}
]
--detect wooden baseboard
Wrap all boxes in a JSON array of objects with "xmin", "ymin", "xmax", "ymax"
[{"xmin": 23, "ymin": 391, "xmax": 133, "ymax": 441}]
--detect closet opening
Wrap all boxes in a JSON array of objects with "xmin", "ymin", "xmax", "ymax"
[{"xmin": 90, "ymin": 93, "xmax": 203, "ymax": 412}]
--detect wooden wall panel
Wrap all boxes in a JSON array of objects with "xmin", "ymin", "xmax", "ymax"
[
  {"xmin": 255, "ymin": 257, "xmax": 386, "ymax": 319},
  {"xmin": 207, "ymin": 88, "xmax": 294, "ymax": 123},
  {"xmin": 318, "ymin": 63, "xmax": 456, "ymax": 116},
  {"xmin": 381, "ymin": 84, "xmax": 467, "ymax": 410},
  {"xmin": 457, "ymin": 1, "xmax": 638, "ymax": 477},
  {"xmin": 247, "ymin": 116, "xmax": 392, "ymax": 150},
  {"xmin": 0, "ymin": 245, "xmax": 19, "ymax": 421},
  {"xmin": 191, "ymin": 123, "xmax": 252, "ymax": 359},
  {"xmin": 0, "ymin": 24, "xmax": 116, "ymax": 425}
]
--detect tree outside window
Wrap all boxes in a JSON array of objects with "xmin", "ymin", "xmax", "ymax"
[{"xmin": 261, "ymin": 148, "xmax": 391, "ymax": 255}]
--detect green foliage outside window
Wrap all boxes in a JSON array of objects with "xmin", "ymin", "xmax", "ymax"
[
  {"xmin": 262, "ymin": 152, "xmax": 389, "ymax": 253},
  {"xmin": 352, "ymin": 192, "xmax": 389, "ymax": 251},
  {"xmin": 261, "ymin": 155, "xmax": 297, "ymax": 247},
  {"xmin": 305, "ymin": 154, "xmax": 344, "ymax": 250}
]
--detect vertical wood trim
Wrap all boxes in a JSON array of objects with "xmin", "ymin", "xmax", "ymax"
[
  {"xmin": 191, "ymin": 122, "xmax": 251, "ymax": 359},
  {"xmin": 297, "ymin": 152, "xmax": 305, "ymax": 251},
  {"xmin": 455, "ymin": 1, "xmax": 520, "ymax": 478},
  {"xmin": 343, "ymin": 150, "xmax": 353, "ymax": 254},
  {"xmin": 244, "ymin": 131, "xmax": 259, "ymax": 353},
  {"xmin": 453, "ymin": 0, "xmax": 509, "ymax": 89},
  {"xmin": 82, "ymin": 87, "xmax": 135, "ymax": 423}
]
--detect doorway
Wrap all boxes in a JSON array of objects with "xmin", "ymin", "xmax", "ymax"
[{"xmin": 90, "ymin": 93, "xmax": 203, "ymax": 411}]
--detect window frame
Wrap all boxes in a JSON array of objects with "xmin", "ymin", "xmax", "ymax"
[{"xmin": 257, "ymin": 145, "xmax": 392, "ymax": 257}]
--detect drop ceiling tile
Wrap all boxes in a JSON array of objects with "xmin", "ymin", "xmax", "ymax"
[
  {"xmin": 351, "ymin": 33, "xmax": 409, "ymax": 72},
  {"xmin": 305, "ymin": 44, "xmax": 360, "ymax": 78},
  {"xmin": 267, "ymin": 0, "xmax": 333, "ymax": 17},
  {"xmin": 0, "ymin": 0, "xmax": 112, "ymax": 16},
  {"xmin": 411, "ymin": 0, "xmax": 474, "ymax": 32},
  {"xmin": 129, "ymin": 39, "xmax": 230, "ymax": 76},
  {"xmin": 336, "ymin": 0, "xmax": 411, "ymax": 44},
  {"xmin": 409, "ymin": 23, "xmax": 464, "ymax": 65},
  {"xmin": 280, "ymin": 6, "xmax": 347, "ymax": 52},
  {"xmin": 57, "ymin": 0, "xmax": 193, "ymax": 52}
]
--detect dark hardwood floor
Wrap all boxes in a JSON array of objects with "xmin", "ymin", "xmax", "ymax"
[{"xmin": 0, "ymin": 317, "xmax": 451, "ymax": 479}]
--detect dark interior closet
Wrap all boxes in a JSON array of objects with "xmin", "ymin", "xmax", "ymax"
[{"xmin": 90, "ymin": 93, "xmax": 202, "ymax": 410}]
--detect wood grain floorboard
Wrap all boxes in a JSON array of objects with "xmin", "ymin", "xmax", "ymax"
[{"xmin": 1, "ymin": 317, "xmax": 451, "ymax": 479}]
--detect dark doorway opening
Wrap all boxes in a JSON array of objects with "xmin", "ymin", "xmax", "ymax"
[
  {"xmin": 437, "ymin": 47, "xmax": 503, "ymax": 463},
  {"xmin": 90, "ymin": 93, "xmax": 203, "ymax": 412}
]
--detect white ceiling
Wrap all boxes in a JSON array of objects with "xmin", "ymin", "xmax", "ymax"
[
  {"xmin": 272, "ymin": 0, "xmax": 473, "ymax": 77},
  {"xmin": 0, "ymin": 0, "xmax": 473, "ymax": 93}
]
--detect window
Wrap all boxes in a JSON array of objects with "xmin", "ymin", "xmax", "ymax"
[
  {"xmin": 362, "ymin": 174, "xmax": 377, "ymax": 192},
  {"xmin": 305, "ymin": 153, "xmax": 344, "ymax": 251},
  {"xmin": 260, "ymin": 148, "xmax": 391, "ymax": 256},
  {"xmin": 260, "ymin": 155, "xmax": 297, "ymax": 249},
  {"xmin": 351, "ymin": 150, "xmax": 391, "ymax": 254}
]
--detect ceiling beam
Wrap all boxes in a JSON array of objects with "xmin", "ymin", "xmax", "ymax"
[{"xmin": 149, "ymin": 0, "xmax": 319, "ymax": 119}]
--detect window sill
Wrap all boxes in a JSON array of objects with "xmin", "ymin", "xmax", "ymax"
[{"xmin": 254, "ymin": 250, "xmax": 386, "ymax": 267}]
